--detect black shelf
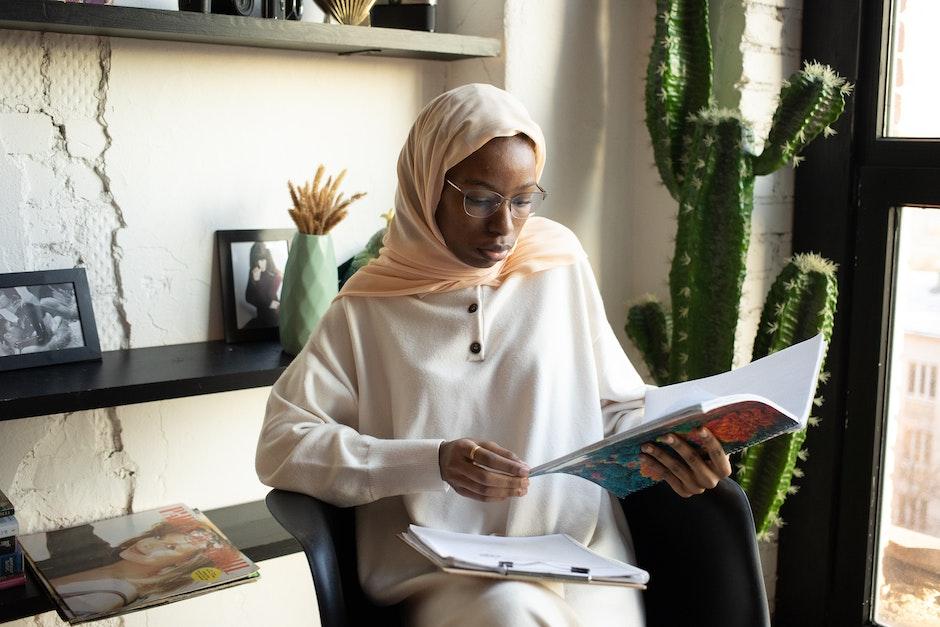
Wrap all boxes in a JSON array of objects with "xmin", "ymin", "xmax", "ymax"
[
  {"xmin": 0, "ymin": 0, "xmax": 500, "ymax": 61},
  {"xmin": 0, "ymin": 340, "xmax": 293, "ymax": 422},
  {"xmin": 0, "ymin": 499, "xmax": 301, "ymax": 624}
]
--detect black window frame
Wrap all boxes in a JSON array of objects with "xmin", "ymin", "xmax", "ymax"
[{"xmin": 777, "ymin": 1, "xmax": 940, "ymax": 625}]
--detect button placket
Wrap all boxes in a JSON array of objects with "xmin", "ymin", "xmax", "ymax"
[{"xmin": 468, "ymin": 285, "xmax": 485, "ymax": 361}]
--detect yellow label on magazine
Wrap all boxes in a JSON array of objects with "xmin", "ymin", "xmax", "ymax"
[{"xmin": 191, "ymin": 567, "xmax": 223, "ymax": 581}]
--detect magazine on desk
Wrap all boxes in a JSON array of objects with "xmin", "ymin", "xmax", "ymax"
[
  {"xmin": 530, "ymin": 334, "xmax": 827, "ymax": 497},
  {"xmin": 18, "ymin": 504, "xmax": 259, "ymax": 624},
  {"xmin": 400, "ymin": 525, "xmax": 649, "ymax": 588}
]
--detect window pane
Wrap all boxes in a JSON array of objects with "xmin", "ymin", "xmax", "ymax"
[
  {"xmin": 884, "ymin": 0, "xmax": 940, "ymax": 138},
  {"xmin": 874, "ymin": 206, "xmax": 940, "ymax": 627}
]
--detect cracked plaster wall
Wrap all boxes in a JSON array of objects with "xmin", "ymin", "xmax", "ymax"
[{"xmin": 0, "ymin": 26, "xmax": 444, "ymax": 627}]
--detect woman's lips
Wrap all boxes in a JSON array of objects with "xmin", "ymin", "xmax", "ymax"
[{"xmin": 478, "ymin": 246, "xmax": 510, "ymax": 261}]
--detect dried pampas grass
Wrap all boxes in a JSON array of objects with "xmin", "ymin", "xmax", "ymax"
[
  {"xmin": 314, "ymin": 0, "xmax": 376, "ymax": 26},
  {"xmin": 287, "ymin": 165, "xmax": 366, "ymax": 235}
]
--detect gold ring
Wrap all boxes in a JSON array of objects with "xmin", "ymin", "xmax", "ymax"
[{"xmin": 469, "ymin": 444, "xmax": 482, "ymax": 462}]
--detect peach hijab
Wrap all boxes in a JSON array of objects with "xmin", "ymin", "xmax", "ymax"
[{"xmin": 338, "ymin": 83, "xmax": 585, "ymax": 299}]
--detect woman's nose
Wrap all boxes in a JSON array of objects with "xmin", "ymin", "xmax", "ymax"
[{"xmin": 486, "ymin": 200, "xmax": 514, "ymax": 235}]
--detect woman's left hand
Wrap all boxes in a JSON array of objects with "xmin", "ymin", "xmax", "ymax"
[{"xmin": 639, "ymin": 428, "xmax": 732, "ymax": 497}]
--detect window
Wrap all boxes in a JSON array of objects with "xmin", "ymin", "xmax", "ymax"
[
  {"xmin": 884, "ymin": 0, "xmax": 940, "ymax": 137},
  {"xmin": 778, "ymin": 1, "xmax": 940, "ymax": 625}
]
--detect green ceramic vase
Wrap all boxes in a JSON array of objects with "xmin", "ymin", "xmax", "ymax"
[{"xmin": 279, "ymin": 233, "xmax": 338, "ymax": 355}]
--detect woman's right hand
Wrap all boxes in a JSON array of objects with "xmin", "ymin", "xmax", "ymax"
[{"xmin": 438, "ymin": 439, "xmax": 530, "ymax": 502}]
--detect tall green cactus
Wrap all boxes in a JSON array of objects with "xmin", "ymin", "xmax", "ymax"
[
  {"xmin": 625, "ymin": 0, "xmax": 851, "ymax": 531},
  {"xmin": 737, "ymin": 253, "xmax": 838, "ymax": 538}
]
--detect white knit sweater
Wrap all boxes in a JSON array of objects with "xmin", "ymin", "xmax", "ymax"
[{"xmin": 255, "ymin": 259, "xmax": 651, "ymax": 605}]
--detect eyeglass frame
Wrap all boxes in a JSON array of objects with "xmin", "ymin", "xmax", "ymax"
[{"xmin": 444, "ymin": 179, "xmax": 548, "ymax": 219}]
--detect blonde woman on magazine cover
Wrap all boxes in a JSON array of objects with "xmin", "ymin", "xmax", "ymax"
[{"xmin": 256, "ymin": 83, "xmax": 732, "ymax": 627}]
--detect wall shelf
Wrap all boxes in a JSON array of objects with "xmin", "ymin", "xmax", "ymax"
[
  {"xmin": 0, "ymin": 340, "xmax": 292, "ymax": 422},
  {"xmin": 0, "ymin": 0, "xmax": 500, "ymax": 61},
  {"xmin": 0, "ymin": 499, "xmax": 301, "ymax": 624}
]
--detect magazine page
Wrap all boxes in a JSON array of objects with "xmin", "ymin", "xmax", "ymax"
[
  {"xmin": 404, "ymin": 525, "xmax": 649, "ymax": 583},
  {"xmin": 19, "ymin": 504, "xmax": 259, "ymax": 624},
  {"xmin": 643, "ymin": 333, "xmax": 826, "ymax": 425},
  {"xmin": 532, "ymin": 400, "xmax": 792, "ymax": 496}
]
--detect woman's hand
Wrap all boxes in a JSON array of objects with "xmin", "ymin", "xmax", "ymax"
[
  {"xmin": 439, "ymin": 439, "xmax": 530, "ymax": 502},
  {"xmin": 639, "ymin": 428, "xmax": 732, "ymax": 497}
]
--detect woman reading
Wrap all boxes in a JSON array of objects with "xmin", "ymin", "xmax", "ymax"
[{"xmin": 256, "ymin": 83, "xmax": 731, "ymax": 626}]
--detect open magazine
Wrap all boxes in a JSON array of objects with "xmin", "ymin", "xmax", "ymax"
[
  {"xmin": 400, "ymin": 524, "xmax": 648, "ymax": 588},
  {"xmin": 530, "ymin": 334, "xmax": 826, "ymax": 497},
  {"xmin": 18, "ymin": 504, "xmax": 259, "ymax": 624}
]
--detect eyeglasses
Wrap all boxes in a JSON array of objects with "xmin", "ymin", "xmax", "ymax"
[{"xmin": 445, "ymin": 179, "xmax": 547, "ymax": 219}]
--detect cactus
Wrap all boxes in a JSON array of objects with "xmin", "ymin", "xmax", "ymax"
[
  {"xmin": 625, "ymin": 295, "xmax": 671, "ymax": 386},
  {"xmin": 645, "ymin": 0, "xmax": 713, "ymax": 200},
  {"xmin": 627, "ymin": 0, "xmax": 850, "ymax": 531},
  {"xmin": 736, "ymin": 254, "xmax": 838, "ymax": 538}
]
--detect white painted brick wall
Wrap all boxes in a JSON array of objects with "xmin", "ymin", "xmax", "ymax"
[{"xmin": 735, "ymin": 1, "xmax": 802, "ymax": 378}]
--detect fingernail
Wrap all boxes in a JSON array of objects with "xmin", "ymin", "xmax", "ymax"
[
  {"xmin": 642, "ymin": 444, "xmax": 653, "ymax": 453},
  {"xmin": 699, "ymin": 428, "xmax": 709, "ymax": 438},
  {"xmin": 658, "ymin": 435, "xmax": 674, "ymax": 444}
]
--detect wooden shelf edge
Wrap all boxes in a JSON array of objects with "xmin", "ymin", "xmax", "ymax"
[
  {"xmin": 0, "ymin": 340, "xmax": 292, "ymax": 422},
  {"xmin": 0, "ymin": 0, "xmax": 500, "ymax": 60},
  {"xmin": 0, "ymin": 499, "xmax": 301, "ymax": 624}
]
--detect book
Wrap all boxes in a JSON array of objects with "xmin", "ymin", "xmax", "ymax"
[
  {"xmin": 530, "ymin": 334, "xmax": 826, "ymax": 497},
  {"xmin": 0, "ymin": 572, "xmax": 27, "ymax": 591},
  {"xmin": 18, "ymin": 504, "xmax": 259, "ymax": 625},
  {"xmin": 0, "ymin": 514, "xmax": 18, "ymax": 539},
  {"xmin": 0, "ymin": 487, "xmax": 13, "ymax": 519},
  {"xmin": 1, "ymin": 543, "xmax": 23, "ymax": 576},
  {"xmin": 0, "ymin": 534, "xmax": 16, "ymax": 554},
  {"xmin": 400, "ymin": 524, "xmax": 649, "ymax": 588}
]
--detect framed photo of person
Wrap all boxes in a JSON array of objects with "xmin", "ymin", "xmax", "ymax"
[
  {"xmin": 0, "ymin": 268, "xmax": 102, "ymax": 372},
  {"xmin": 216, "ymin": 229, "xmax": 294, "ymax": 343}
]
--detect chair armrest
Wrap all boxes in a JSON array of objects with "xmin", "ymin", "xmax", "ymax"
[
  {"xmin": 621, "ymin": 478, "xmax": 770, "ymax": 627},
  {"xmin": 265, "ymin": 489, "xmax": 349, "ymax": 627}
]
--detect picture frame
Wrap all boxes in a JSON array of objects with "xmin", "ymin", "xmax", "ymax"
[
  {"xmin": 216, "ymin": 229, "xmax": 295, "ymax": 343},
  {"xmin": 0, "ymin": 268, "xmax": 102, "ymax": 372}
]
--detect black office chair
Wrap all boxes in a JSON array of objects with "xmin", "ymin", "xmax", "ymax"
[{"xmin": 266, "ymin": 478, "xmax": 770, "ymax": 627}]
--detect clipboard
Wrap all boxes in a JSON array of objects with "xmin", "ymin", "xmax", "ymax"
[{"xmin": 398, "ymin": 528, "xmax": 648, "ymax": 589}]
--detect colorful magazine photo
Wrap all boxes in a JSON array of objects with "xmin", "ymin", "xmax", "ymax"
[{"xmin": 18, "ymin": 504, "xmax": 259, "ymax": 624}]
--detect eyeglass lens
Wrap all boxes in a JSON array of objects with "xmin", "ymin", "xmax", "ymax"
[{"xmin": 463, "ymin": 189, "xmax": 545, "ymax": 218}]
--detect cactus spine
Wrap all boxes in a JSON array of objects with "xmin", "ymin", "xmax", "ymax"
[
  {"xmin": 737, "ymin": 254, "xmax": 838, "ymax": 538},
  {"xmin": 626, "ymin": 0, "xmax": 850, "ymax": 530}
]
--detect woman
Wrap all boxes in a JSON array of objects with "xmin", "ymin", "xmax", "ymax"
[
  {"xmin": 255, "ymin": 83, "xmax": 731, "ymax": 626},
  {"xmin": 243, "ymin": 241, "xmax": 282, "ymax": 329}
]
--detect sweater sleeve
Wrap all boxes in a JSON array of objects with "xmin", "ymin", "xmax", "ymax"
[
  {"xmin": 577, "ymin": 260, "xmax": 655, "ymax": 436},
  {"xmin": 255, "ymin": 300, "xmax": 447, "ymax": 507}
]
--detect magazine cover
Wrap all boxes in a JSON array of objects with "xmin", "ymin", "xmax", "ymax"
[
  {"xmin": 18, "ymin": 504, "xmax": 259, "ymax": 624},
  {"xmin": 531, "ymin": 399, "xmax": 793, "ymax": 497}
]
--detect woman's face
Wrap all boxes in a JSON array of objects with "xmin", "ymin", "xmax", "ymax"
[
  {"xmin": 119, "ymin": 532, "xmax": 205, "ymax": 569},
  {"xmin": 435, "ymin": 135, "xmax": 538, "ymax": 268}
]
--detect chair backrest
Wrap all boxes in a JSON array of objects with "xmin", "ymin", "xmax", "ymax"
[
  {"xmin": 265, "ymin": 489, "xmax": 401, "ymax": 626},
  {"xmin": 268, "ymin": 478, "xmax": 769, "ymax": 627},
  {"xmin": 621, "ymin": 478, "xmax": 770, "ymax": 627}
]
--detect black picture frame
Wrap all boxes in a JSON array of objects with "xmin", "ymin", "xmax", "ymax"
[
  {"xmin": 216, "ymin": 228, "xmax": 295, "ymax": 343},
  {"xmin": 0, "ymin": 268, "xmax": 101, "ymax": 372}
]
